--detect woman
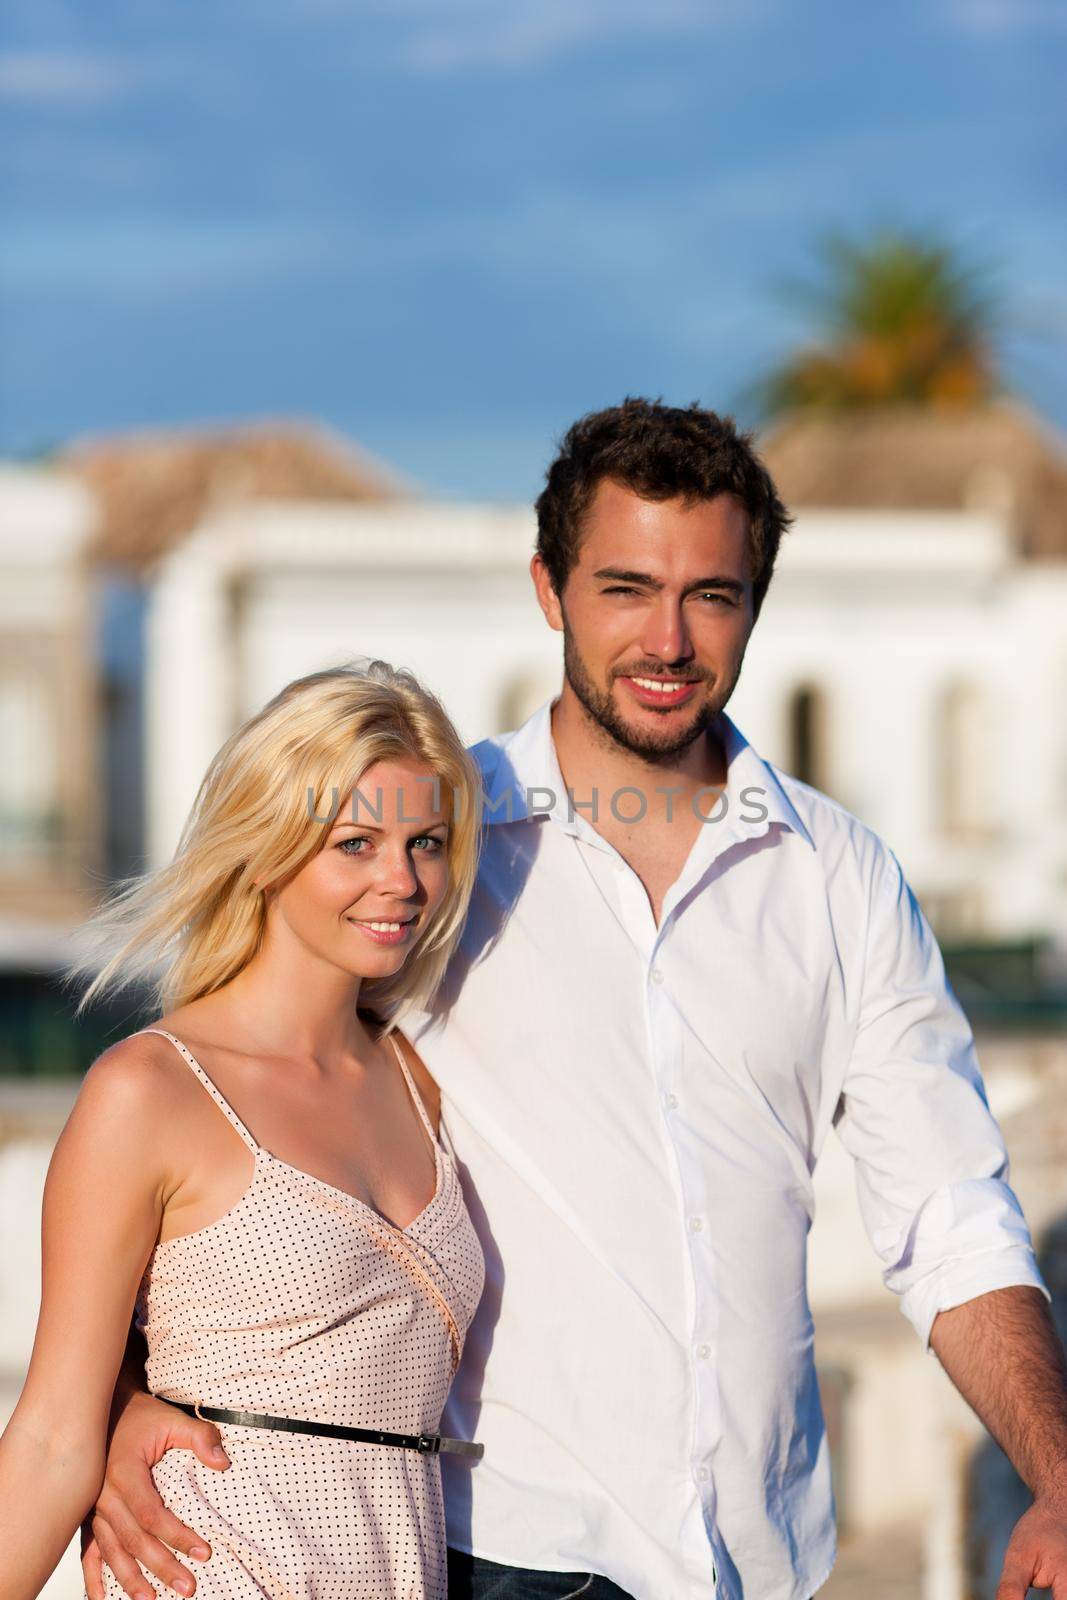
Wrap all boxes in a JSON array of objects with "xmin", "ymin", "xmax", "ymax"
[{"xmin": 0, "ymin": 659, "xmax": 486, "ymax": 1600}]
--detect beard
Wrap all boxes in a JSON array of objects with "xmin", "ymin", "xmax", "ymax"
[{"xmin": 561, "ymin": 620, "xmax": 728, "ymax": 764}]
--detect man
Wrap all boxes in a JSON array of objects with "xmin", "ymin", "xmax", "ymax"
[{"xmin": 85, "ymin": 400, "xmax": 1067, "ymax": 1599}]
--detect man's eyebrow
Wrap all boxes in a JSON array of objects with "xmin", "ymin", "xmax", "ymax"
[
  {"xmin": 685, "ymin": 576, "xmax": 745, "ymax": 596},
  {"xmin": 593, "ymin": 567, "xmax": 664, "ymax": 588},
  {"xmin": 593, "ymin": 567, "xmax": 745, "ymax": 596}
]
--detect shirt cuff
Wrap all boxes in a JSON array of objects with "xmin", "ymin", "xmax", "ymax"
[
  {"xmin": 886, "ymin": 1175, "xmax": 1050, "ymax": 1349},
  {"xmin": 902, "ymin": 1245, "xmax": 1050, "ymax": 1351}
]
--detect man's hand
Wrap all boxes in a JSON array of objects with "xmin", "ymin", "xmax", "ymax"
[
  {"xmin": 997, "ymin": 1491, "xmax": 1067, "ymax": 1600},
  {"xmin": 80, "ymin": 1391, "xmax": 230, "ymax": 1600},
  {"xmin": 930, "ymin": 1288, "xmax": 1067, "ymax": 1600}
]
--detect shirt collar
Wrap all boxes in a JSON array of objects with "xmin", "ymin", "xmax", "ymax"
[{"xmin": 477, "ymin": 696, "xmax": 814, "ymax": 850}]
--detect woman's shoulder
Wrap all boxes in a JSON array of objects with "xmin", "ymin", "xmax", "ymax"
[
  {"xmin": 76, "ymin": 1025, "xmax": 198, "ymax": 1129},
  {"xmin": 45, "ymin": 1028, "xmax": 201, "ymax": 1201}
]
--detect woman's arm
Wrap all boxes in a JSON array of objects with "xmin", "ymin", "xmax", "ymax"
[{"xmin": 0, "ymin": 1043, "xmax": 173, "ymax": 1599}]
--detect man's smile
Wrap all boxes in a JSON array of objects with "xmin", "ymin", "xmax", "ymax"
[{"xmin": 618, "ymin": 674, "xmax": 701, "ymax": 709}]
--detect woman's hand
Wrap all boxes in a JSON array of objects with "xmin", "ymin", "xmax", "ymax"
[{"xmin": 81, "ymin": 1391, "xmax": 230, "ymax": 1600}]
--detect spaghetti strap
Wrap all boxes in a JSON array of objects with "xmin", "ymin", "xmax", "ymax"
[
  {"xmin": 138, "ymin": 1027, "xmax": 260, "ymax": 1153},
  {"xmin": 386, "ymin": 1032, "xmax": 438, "ymax": 1153}
]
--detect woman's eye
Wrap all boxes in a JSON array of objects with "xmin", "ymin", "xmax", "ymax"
[
  {"xmin": 412, "ymin": 835, "xmax": 444, "ymax": 852},
  {"xmin": 338, "ymin": 836, "xmax": 370, "ymax": 854}
]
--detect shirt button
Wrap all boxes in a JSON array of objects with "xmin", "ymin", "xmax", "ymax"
[
  {"xmin": 664, "ymin": 1092, "xmax": 678, "ymax": 1111},
  {"xmin": 651, "ymin": 967, "xmax": 664, "ymax": 985},
  {"xmin": 696, "ymin": 1343, "xmax": 711, "ymax": 1360},
  {"xmin": 696, "ymin": 1466, "xmax": 710, "ymax": 1483},
  {"xmin": 689, "ymin": 1216, "xmax": 704, "ymax": 1233}
]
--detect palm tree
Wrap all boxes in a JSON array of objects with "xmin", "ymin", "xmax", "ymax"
[{"xmin": 759, "ymin": 230, "xmax": 999, "ymax": 414}]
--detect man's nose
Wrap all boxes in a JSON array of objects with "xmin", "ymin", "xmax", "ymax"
[{"xmin": 642, "ymin": 599, "xmax": 693, "ymax": 663}]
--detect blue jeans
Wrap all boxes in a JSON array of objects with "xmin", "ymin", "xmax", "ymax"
[{"xmin": 446, "ymin": 1549, "xmax": 636, "ymax": 1599}]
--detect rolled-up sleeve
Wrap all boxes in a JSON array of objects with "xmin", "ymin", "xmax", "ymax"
[{"xmin": 834, "ymin": 841, "xmax": 1048, "ymax": 1348}]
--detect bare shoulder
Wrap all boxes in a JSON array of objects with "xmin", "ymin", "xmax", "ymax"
[
  {"xmin": 390, "ymin": 1030, "xmax": 441, "ymax": 1136},
  {"xmin": 72, "ymin": 1028, "xmax": 196, "ymax": 1143}
]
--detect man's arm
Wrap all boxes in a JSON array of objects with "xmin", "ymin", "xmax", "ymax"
[
  {"xmin": 834, "ymin": 840, "xmax": 1047, "ymax": 1344},
  {"xmin": 833, "ymin": 841, "xmax": 1061, "ymax": 1593},
  {"xmin": 81, "ymin": 1318, "xmax": 231, "ymax": 1600},
  {"xmin": 931, "ymin": 1286, "xmax": 1067, "ymax": 1600}
]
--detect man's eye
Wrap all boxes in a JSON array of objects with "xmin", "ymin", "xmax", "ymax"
[
  {"xmin": 696, "ymin": 593, "xmax": 735, "ymax": 606},
  {"xmin": 602, "ymin": 586, "xmax": 639, "ymax": 597}
]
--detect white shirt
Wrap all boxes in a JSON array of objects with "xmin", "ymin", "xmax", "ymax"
[{"xmin": 407, "ymin": 699, "xmax": 1045, "ymax": 1600}]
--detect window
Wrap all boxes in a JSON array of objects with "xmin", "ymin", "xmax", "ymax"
[
  {"xmin": 939, "ymin": 681, "xmax": 992, "ymax": 839},
  {"xmin": 0, "ymin": 674, "xmax": 59, "ymax": 868},
  {"xmin": 498, "ymin": 669, "xmax": 558, "ymax": 735},
  {"xmin": 787, "ymin": 683, "xmax": 830, "ymax": 791}
]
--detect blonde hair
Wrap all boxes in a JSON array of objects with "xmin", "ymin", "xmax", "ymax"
[{"xmin": 70, "ymin": 660, "xmax": 483, "ymax": 1031}]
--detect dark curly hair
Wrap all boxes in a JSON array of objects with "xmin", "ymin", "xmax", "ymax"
[{"xmin": 535, "ymin": 397, "xmax": 791, "ymax": 617}]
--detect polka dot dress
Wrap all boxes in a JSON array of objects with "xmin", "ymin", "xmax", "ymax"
[{"xmin": 98, "ymin": 1028, "xmax": 485, "ymax": 1600}]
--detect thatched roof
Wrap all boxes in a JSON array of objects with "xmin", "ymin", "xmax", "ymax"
[
  {"xmin": 759, "ymin": 402, "xmax": 1067, "ymax": 558},
  {"xmin": 63, "ymin": 422, "xmax": 406, "ymax": 570}
]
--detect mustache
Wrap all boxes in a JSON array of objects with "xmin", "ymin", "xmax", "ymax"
[{"xmin": 614, "ymin": 668, "xmax": 709, "ymax": 682}]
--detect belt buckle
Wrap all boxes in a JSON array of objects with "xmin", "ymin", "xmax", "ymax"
[{"xmin": 417, "ymin": 1434, "xmax": 441, "ymax": 1454}]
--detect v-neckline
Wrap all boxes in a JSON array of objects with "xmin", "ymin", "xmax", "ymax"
[
  {"xmin": 142, "ymin": 1025, "xmax": 444, "ymax": 1240},
  {"xmin": 258, "ymin": 1142, "xmax": 444, "ymax": 1237}
]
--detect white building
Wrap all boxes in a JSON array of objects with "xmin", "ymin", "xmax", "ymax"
[
  {"xmin": 758, "ymin": 404, "xmax": 1067, "ymax": 950},
  {"xmin": 125, "ymin": 406, "xmax": 1067, "ymax": 956},
  {"xmin": 0, "ymin": 465, "xmax": 98, "ymax": 979}
]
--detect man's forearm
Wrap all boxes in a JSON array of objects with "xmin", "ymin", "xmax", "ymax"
[
  {"xmin": 930, "ymin": 1285, "xmax": 1067, "ymax": 1499},
  {"xmin": 111, "ymin": 1320, "xmax": 150, "ymax": 1421}
]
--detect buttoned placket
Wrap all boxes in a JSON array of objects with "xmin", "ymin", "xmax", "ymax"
[
  {"xmin": 566, "ymin": 813, "xmax": 727, "ymax": 1587},
  {"xmin": 531, "ymin": 741, "xmax": 782, "ymax": 1600}
]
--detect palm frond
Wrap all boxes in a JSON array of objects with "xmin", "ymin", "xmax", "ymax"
[{"xmin": 755, "ymin": 228, "xmax": 1002, "ymax": 417}]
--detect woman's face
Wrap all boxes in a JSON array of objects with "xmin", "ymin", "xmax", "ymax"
[{"xmin": 267, "ymin": 757, "xmax": 452, "ymax": 983}]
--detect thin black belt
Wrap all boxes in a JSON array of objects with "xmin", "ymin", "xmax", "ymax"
[{"xmin": 158, "ymin": 1398, "xmax": 483, "ymax": 1459}]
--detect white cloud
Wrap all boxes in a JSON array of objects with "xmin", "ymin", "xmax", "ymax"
[
  {"xmin": 262, "ymin": 0, "xmax": 766, "ymax": 71},
  {"xmin": 401, "ymin": 0, "xmax": 760, "ymax": 71},
  {"xmin": 402, "ymin": 0, "xmax": 704, "ymax": 71},
  {"xmin": 937, "ymin": 0, "xmax": 1067, "ymax": 32},
  {"xmin": 1, "ymin": 217, "xmax": 339, "ymax": 296},
  {"xmin": 0, "ymin": 50, "xmax": 142, "ymax": 108}
]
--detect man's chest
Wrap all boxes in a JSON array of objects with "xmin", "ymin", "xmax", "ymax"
[
  {"xmin": 420, "ymin": 823, "xmax": 855, "ymax": 1170},
  {"xmin": 586, "ymin": 812, "xmax": 707, "ymax": 926}
]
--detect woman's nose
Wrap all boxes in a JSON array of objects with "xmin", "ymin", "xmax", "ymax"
[{"xmin": 373, "ymin": 844, "xmax": 420, "ymax": 897}]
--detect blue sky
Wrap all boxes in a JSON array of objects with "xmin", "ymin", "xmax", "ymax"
[{"xmin": 2, "ymin": 0, "xmax": 1066, "ymax": 498}]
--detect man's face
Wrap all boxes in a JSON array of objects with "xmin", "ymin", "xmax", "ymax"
[{"xmin": 532, "ymin": 478, "xmax": 756, "ymax": 762}]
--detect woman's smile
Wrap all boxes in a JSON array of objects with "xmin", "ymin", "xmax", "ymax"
[{"xmin": 346, "ymin": 912, "xmax": 418, "ymax": 945}]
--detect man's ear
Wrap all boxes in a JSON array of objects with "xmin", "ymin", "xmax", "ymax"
[{"xmin": 530, "ymin": 553, "xmax": 565, "ymax": 633}]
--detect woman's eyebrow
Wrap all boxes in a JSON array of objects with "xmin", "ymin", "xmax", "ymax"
[{"xmin": 328, "ymin": 819, "xmax": 450, "ymax": 835}]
